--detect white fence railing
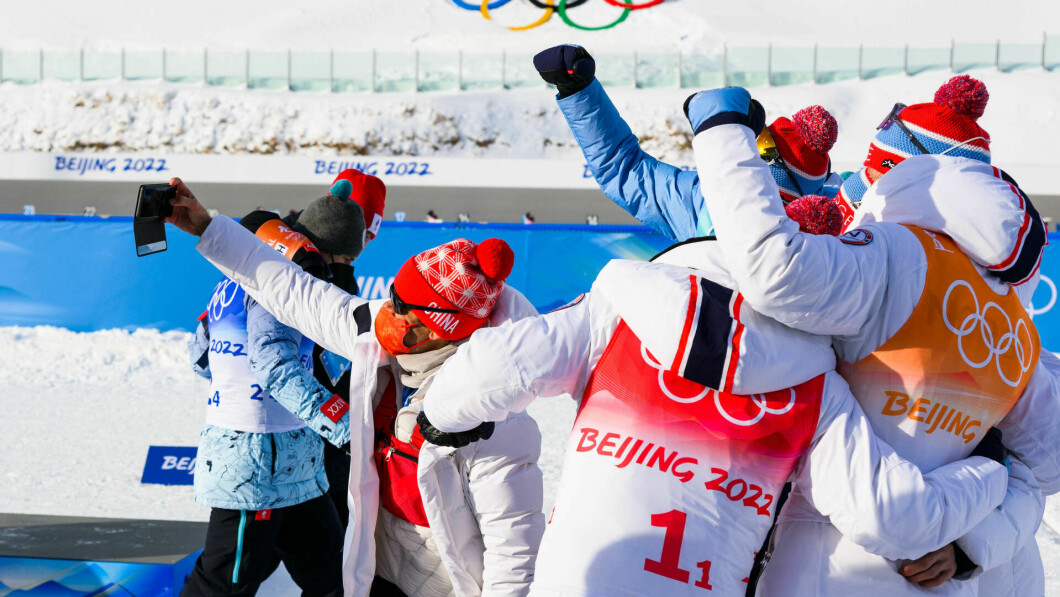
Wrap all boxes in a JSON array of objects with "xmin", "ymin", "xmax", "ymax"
[{"xmin": 1, "ymin": 35, "xmax": 1056, "ymax": 92}]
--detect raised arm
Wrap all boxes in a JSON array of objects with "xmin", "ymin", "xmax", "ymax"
[
  {"xmin": 166, "ymin": 178, "xmax": 372, "ymax": 360},
  {"xmin": 246, "ymin": 298, "xmax": 350, "ymax": 448},
  {"xmin": 685, "ymin": 89, "xmax": 892, "ymax": 336},
  {"xmin": 536, "ymin": 45, "xmax": 705, "ymax": 241},
  {"xmin": 559, "ymin": 80, "xmax": 705, "ymax": 240},
  {"xmin": 802, "ymin": 372, "xmax": 1008, "ymax": 560}
]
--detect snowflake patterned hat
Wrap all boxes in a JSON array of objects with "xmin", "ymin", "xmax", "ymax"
[{"xmin": 393, "ymin": 238, "xmax": 515, "ymax": 341}]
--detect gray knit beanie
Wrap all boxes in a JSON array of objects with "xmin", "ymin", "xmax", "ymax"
[{"xmin": 293, "ymin": 180, "xmax": 366, "ymax": 259}]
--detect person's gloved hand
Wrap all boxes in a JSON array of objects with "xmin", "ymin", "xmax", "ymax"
[
  {"xmin": 417, "ymin": 411, "xmax": 495, "ymax": 449},
  {"xmin": 683, "ymin": 88, "xmax": 766, "ymax": 137},
  {"xmin": 971, "ymin": 427, "xmax": 1009, "ymax": 467},
  {"xmin": 533, "ymin": 44, "xmax": 596, "ymax": 99}
]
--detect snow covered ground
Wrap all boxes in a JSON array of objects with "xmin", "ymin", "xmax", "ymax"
[{"xmin": 2, "ymin": 325, "xmax": 1060, "ymax": 594}]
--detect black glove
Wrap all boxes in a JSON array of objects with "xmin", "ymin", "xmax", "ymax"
[
  {"xmin": 970, "ymin": 427, "xmax": 1008, "ymax": 466},
  {"xmin": 533, "ymin": 44, "xmax": 596, "ymax": 98},
  {"xmin": 417, "ymin": 411, "xmax": 495, "ymax": 449}
]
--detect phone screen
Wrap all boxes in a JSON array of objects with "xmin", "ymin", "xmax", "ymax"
[{"xmin": 134, "ymin": 184, "xmax": 176, "ymax": 257}]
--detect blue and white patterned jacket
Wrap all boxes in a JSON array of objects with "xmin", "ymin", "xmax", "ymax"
[{"xmin": 189, "ymin": 289, "xmax": 350, "ymax": 510}]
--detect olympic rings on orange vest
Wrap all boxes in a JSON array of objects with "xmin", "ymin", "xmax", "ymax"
[
  {"xmin": 602, "ymin": 0, "xmax": 664, "ymax": 8},
  {"xmin": 450, "ymin": 0, "xmax": 512, "ymax": 10},
  {"xmin": 481, "ymin": 0, "xmax": 554, "ymax": 30},
  {"xmin": 557, "ymin": 0, "xmax": 631, "ymax": 30}
]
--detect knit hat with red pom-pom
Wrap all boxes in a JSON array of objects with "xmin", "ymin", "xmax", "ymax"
[
  {"xmin": 393, "ymin": 238, "xmax": 515, "ymax": 341},
  {"xmin": 784, "ymin": 195, "xmax": 844, "ymax": 236},
  {"xmin": 767, "ymin": 105, "xmax": 839, "ymax": 203},
  {"xmin": 864, "ymin": 75, "xmax": 991, "ymax": 176}
]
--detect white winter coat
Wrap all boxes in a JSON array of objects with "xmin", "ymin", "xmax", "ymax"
[
  {"xmin": 422, "ymin": 257, "xmax": 1009, "ymax": 597},
  {"xmin": 692, "ymin": 124, "xmax": 1059, "ymax": 596},
  {"xmin": 194, "ymin": 216, "xmax": 545, "ymax": 597},
  {"xmin": 347, "ymin": 298, "xmax": 545, "ymax": 597}
]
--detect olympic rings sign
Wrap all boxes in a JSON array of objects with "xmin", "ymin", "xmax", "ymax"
[
  {"xmin": 639, "ymin": 342, "xmax": 796, "ymax": 427},
  {"xmin": 942, "ymin": 279, "xmax": 1035, "ymax": 388},
  {"xmin": 454, "ymin": 0, "xmax": 666, "ymax": 31}
]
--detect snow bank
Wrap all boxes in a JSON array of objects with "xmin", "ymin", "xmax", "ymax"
[{"xmin": 1, "ymin": 68, "xmax": 1058, "ymax": 175}]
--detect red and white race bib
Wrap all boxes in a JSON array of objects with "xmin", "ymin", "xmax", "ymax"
[{"xmin": 533, "ymin": 321, "xmax": 822, "ymax": 597}]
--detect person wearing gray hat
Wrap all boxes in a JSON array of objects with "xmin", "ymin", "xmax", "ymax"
[{"xmin": 291, "ymin": 179, "xmax": 367, "ymax": 264}]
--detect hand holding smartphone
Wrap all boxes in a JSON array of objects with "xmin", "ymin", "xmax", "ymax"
[{"xmin": 134, "ymin": 183, "xmax": 176, "ymax": 257}]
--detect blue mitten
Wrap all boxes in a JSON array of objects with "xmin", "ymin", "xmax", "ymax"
[
  {"xmin": 683, "ymin": 88, "xmax": 766, "ymax": 137},
  {"xmin": 534, "ymin": 44, "xmax": 596, "ymax": 98}
]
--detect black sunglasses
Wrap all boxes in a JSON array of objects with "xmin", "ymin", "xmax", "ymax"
[
  {"xmin": 389, "ymin": 284, "xmax": 459, "ymax": 316},
  {"xmin": 877, "ymin": 102, "xmax": 931, "ymax": 159}
]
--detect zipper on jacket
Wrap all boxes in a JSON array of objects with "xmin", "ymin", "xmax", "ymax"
[
  {"xmin": 385, "ymin": 445, "xmax": 418, "ymax": 463},
  {"xmin": 269, "ymin": 435, "xmax": 277, "ymax": 476}
]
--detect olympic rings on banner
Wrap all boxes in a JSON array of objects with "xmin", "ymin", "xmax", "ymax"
[
  {"xmin": 558, "ymin": 0, "xmax": 630, "ymax": 30},
  {"xmin": 527, "ymin": 0, "xmax": 586, "ymax": 8},
  {"xmin": 602, "ymin": 0, "xmax": 664, "ymax": 8},
  {"xmin": 481, "ymin": 0, "xmax": 554, "ymax": 30},
  {"xmin": 451, "ymin": 0, "xmax": 512, "ymax": 10}
]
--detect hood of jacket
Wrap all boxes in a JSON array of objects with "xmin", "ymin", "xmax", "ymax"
[{"xmin": 851, "ymin": 155, "xmax": 1046, "ymax": 302}]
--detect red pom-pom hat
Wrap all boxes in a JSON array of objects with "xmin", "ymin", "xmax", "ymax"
[
  {"xmin": 863, "ymin": 75, "xmax": 991, "ymax": 177},
  {"xmin": 784, "ymin": 195, "xmax": 844, "ymax": 236},
  {"xmin": 767, "ymin": 105, "xmax": 838, "ymax": 202},
  {"xmin": 393, "ymin": 238, "xmax": 514, "ymax": 341}
]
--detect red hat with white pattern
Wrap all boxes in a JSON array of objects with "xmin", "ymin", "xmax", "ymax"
[{"xmin": 393, "ymin": 238, "xmax": 515, "ymax": 341}]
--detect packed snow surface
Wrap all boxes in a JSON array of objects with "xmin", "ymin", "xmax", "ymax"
[{"xmin": 2, "ymin": 325, "xmax": 1060, "ymax": 594}]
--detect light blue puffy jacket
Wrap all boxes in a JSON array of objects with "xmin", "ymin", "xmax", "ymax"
[
  {"xmin": 557, "ymin": 79, "xmax": 711, "ymax": 242},
  {"xmin": 189, "ymin": 292, "xmax": 350, "ymax": 510},
  {"xmin": 557, "ymin": 80, "xmax": 843, "ymax": 242}
]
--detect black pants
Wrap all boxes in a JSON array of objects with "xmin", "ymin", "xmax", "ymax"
[
  {"xmin": 181, "ymin": 495, "xmax": 344, "ymax": 597},
  {"xmin": 324, "ymin": 441, "xmax": 351, "ymax": 527}
]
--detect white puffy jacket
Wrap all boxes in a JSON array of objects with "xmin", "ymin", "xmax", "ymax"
[
  {"xmin": 692, "ymin": 123, "xmax": 1059, "ymax": 595},
  {"xmin": 194, "ymin": 216, "xmax": 545, "ymax": 597},
  {"xmin": 422, "ymin": 257, "xmax": 1009, "ymax": 597},
  {"xmin": 346, "ymin": 298, "xmax": 545, "ymax": 597}
]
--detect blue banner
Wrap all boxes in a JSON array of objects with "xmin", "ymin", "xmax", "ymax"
[
  {"xmin": 141, "ymin": 446, "xmax": 198, "ymax": 485},
  {"xmin": 1, "ymin": 215, "xmax": 1058, "ymax": 351}
]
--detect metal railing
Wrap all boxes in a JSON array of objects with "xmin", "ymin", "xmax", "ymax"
[{"xmin": 1, "ymin": 34, "xmax": 1056, "ymax": 92}]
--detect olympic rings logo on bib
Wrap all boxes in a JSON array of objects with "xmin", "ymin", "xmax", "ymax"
[
  {"xmin": 454, "ymin": 0, "xmax": 665, "ymax": 31},
  {"xmin": 208, "ymin": 279, "xmax": 241, "ymax": 321},
  {"xmin": 942, "ymin": 279, "xmax": 1034, "ymax": 387},
  {"xmin": 639, "ymin": 341, "xmax": 795, "ymax": 427}
]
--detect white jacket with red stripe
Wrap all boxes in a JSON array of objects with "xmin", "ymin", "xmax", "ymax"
[
  {"xmin": 422, "ymin": 257, "xmax": 1009, "ymax": 597},
  {"xmin": 692, "ymin": 123, "xmax": 1057, "ymax": 595}
]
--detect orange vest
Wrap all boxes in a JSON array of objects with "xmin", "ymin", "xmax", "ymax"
[{"xmin": 839, "ymin": 226, "xmax": 1039, "ymax": 471}]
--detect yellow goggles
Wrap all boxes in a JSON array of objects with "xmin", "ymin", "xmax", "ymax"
[{"xmin": 757, "ymin": 127, "xmax": 783, "ymax": 163}]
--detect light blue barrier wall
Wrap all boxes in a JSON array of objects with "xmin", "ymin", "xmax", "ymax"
[
  {"xmin": 2, "ymin": 215, "xmax": 1058, "ymax": 353},
  {"xmin": 0, "ymin": 215, "xmax": 671, "ymax": 333}
]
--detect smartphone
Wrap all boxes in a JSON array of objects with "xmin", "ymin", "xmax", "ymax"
[{"xmin": 134, "ymin": 184, "xmax": 176, "ymax": 257}]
